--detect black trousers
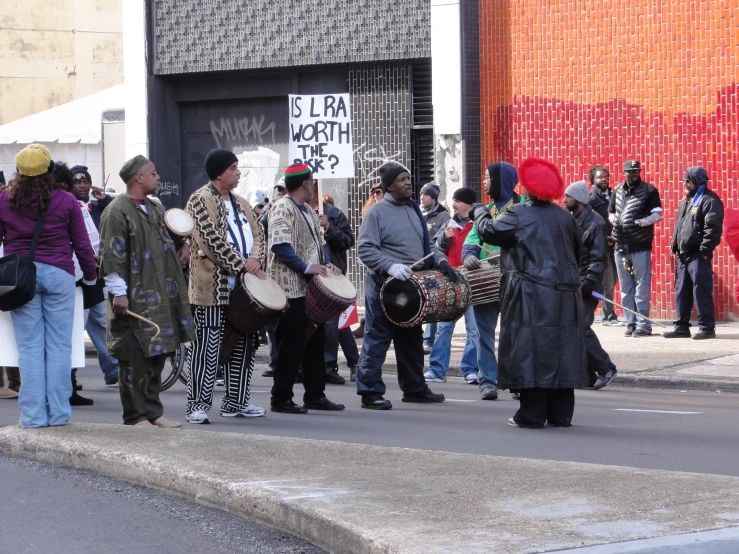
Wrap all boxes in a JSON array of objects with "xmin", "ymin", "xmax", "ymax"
[
  {"xmin": 271, "ymin": 297, "xmax": 326, "ymax": 404},
  {"xmin": 324, "ymin": 316, "xmax": 360, "ymax": 372},
  {"xmin": 514, "ymin": 388, "xmax": 575, "ymax": 428},
  {"xmin": 674, "ymin": 253, "xmax": 716, "ymax": 331},
  {"xmin": 583, "ymin": 296, "xmax": 617, "ymax": 384}
]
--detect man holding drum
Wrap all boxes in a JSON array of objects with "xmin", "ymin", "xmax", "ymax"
[
  {"xmin": 356, "ymin": 162, "xmax": 457, "ymax": 410},
  {"xmin": 268, "ymin": 162, "xmax": 345, "ymax": 414},
  {"xmin": 185, "ymin": 149, "xmax": 268, "ymax": 424}
]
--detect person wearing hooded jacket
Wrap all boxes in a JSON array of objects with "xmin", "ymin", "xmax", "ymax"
[
  {"xmin": 461, "ymin": 162, "xmax": 523, "ymax": 400},
  {"xmin": 564, "ymin": 181, "xmax": 618, "ymax": 390},
  {"xmin": 664, "ymin": 167, "xmax": 724, "ymax": 340},
  {"xmin": 470, "ymin": 158, "xmax": 587, "ymax": 428}
]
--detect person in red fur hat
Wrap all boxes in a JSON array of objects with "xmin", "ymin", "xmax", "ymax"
[{"xmin": 470, "ymin": 158, "xmax": 587, "ymax": 428}]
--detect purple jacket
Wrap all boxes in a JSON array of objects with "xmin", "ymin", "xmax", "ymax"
[{"xmin": 0, "ymin": 189, "xmax": 97, "ymax": 281}]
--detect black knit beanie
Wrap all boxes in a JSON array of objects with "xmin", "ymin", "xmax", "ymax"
[
  {"xmin": 205, "ymin": 149, "xmax": 239, "ymax": 180},
  {"xmin": 452, "ymin": 186, "xmax": 477, "ymax": 205},
  {"xmin": 70, "ymin": 165, "xmax": 92, "ymax": 183},
  {"xmin": 378, "ymin": 162, "xmax": 410, "ymax": 191}
]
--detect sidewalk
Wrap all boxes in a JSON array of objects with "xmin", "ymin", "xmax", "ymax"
[
  {"xmin": 343, "ymin": 319, "xmax": 739, "ymax": 393},
  {"xmin": 2, "ymin": 423, "xmax": 739, "ymax": 554}
]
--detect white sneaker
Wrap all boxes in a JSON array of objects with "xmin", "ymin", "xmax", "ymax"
[
  {"xmin": 221, "ymin": 404, "xmax": 266, "ymax": 418},
  {"xmin": 186, "ymin": 409, "xmax": 210, "ymax": 424},
  {"xmin": 609, "ymin": 320, "xmax": 626, "ymax": 327},
  {"xmin": 423, "ymin": 370, "xmax": 446, "ymax": 383},
  {"xmin": 464, "ymin": 373, "xmax": 480, "ymax": 385},
  {"xmin": 216, "ymin": 378, "xmax": 225, "ymax": 386}
]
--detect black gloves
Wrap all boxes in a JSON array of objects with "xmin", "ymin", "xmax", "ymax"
[
  {"xmin": 463, "ymin": 256, "xmax": 482, "ymax": 271},
  {"xmin": 470, "ymin": 203, "xmax": 491, "ymax": 223},
  {"xmin": 581, "ymin": 279, "xmax": 595, "ymax": 299},
  {"xmin": 437, "ymin": 259, "xmax": 459, "ymax": 283}
]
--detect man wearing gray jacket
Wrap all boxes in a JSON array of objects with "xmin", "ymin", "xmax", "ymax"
[{"xmin": 356, "ymin": 163, "xmax": 458, "ymax": 410}]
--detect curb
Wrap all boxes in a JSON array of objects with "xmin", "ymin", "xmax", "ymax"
[
  {"xmin": 612, "ymin": 373, "xmax": 739, "ymax": 393},
  {"xmin": 0, "ymin": 427, "xmax": 390, "ymax": 554}
]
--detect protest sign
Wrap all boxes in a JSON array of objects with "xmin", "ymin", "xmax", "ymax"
[{"xmin": 289, "ymin": 94, "xmax": 355, "ymax": 178}]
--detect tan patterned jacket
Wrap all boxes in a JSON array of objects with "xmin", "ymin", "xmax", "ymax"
[{"xmin": 186, "ymin": 184, "xmax": 266, "ymax": 306}]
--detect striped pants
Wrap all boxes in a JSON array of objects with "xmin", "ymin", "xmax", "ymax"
[{"xmin": 186, "ymin": 305, "xmax": 255, "ymax": 415}]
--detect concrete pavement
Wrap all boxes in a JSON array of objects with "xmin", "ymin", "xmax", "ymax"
[{"xmin": 2, "ymin": 423, "xmax": 739, "ymax": 554}]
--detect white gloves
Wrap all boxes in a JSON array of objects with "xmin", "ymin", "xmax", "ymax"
[{"xmin": 388, "ymin": 263, "xmax": 413, "ymax": 281}]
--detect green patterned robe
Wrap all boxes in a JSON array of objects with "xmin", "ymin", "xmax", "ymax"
[{"xmin": 99, "ymin": 195, "xmax": 195, "ymax": 359}]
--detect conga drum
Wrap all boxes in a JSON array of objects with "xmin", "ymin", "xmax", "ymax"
[
  {"xmin": 220, "ymin": 272, "xmax": 288, "ymax": 363},
  {"xmin": 304, "ymin": 273, "xmax": 357, "ymax": 343},
  {"xmin": 164, "ymin": 208, "xmax": 194, "ymax": 249},
  {"xmin": 380, "ymin": 269, "xmax": 470, "ymax": 327},
  {"xmin": 459, "ymin": 255, "xmax": 502, "ymax": 305}
]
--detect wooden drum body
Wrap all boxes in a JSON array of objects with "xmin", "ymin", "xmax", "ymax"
[
  {"xmin": 380, "ymin": 269, "xmax": 470, "ymax": 328},
  {"xmin": 305, "ymin": 273, "xmax": 357, "ymax": 325},
  {"xmin": 221, "ymin": 272, "xmax": 288, "ymax": 362},
  {"xmin": 459, "ymin": 256, "xmax": 502, "ymax": 305}
]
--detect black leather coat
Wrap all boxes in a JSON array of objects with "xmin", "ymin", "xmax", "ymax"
[
  {"xmin": 476, "ymin": 199, "xmax": 587, "ymax": 390},
  {"xmin": 575, "ymin": 205, "xmax": 608, "ymax": 290}
]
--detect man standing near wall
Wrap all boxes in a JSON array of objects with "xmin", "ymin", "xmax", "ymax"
[
  {"xmin": 588, "ymin": 165, "xmax": 623, "ymax": 326},
  {"xmin": 419, "ymin": 182, "xmax": 449, "ymax": 354},
  {"xmin": 664, "ymin": 167, "xmax": 724, "ymax": 340},
  {"xmin": 608, "ymin": 160, "xmax": 663, "ymax": 337}
]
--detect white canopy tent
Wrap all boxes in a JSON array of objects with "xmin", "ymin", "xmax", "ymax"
[{"xmin": 0, "ymin": 85, "xmax": 125, "ymax": 186}]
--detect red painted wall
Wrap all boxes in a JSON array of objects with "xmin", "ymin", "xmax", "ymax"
[{"xmin": 480, "ymin": 0, "xmax": 739, "ymax": 320}]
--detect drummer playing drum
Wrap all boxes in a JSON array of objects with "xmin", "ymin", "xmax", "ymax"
[
  {"xmin": 267, "ymin": 163, "xmax": 346, "ymax": 414},
  {"xmin": 184, "ymin": 149, "xmax": 268, "ymax": 424}
]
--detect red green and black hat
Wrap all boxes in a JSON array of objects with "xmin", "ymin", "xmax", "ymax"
[{"xmin": 284, "ymin": 162, "xmax": 313, "ymax": 190}]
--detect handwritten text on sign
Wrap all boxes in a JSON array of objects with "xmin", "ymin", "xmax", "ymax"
[{"xmin": 289, "ymin": 94, "xmax": 355, "ymax": 178}]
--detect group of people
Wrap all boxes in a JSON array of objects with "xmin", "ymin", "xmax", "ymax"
[{"xmin": 0, "ymin": 142, "xmax": 725, "ymax": 430}]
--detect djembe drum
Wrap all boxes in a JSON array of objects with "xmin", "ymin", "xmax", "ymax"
[
  {"xmin": 304, "ymin": 273, "xmax": 357, "ymax": 343},
  {"xmin": 380, "ymin": 269, "xmax": 470, "ymax": 327},
  {"xmin": 163, "ymin": 208, "xmax": 194, "ymax": 249},
  {"xmin": 220, "ymin": 272, "xmax": 288, "ymax": 362}
]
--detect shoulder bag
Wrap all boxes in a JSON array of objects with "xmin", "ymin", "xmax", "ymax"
[{"xmin": 0, "ymin": 212, "xmax": 46, "ymax": 312}]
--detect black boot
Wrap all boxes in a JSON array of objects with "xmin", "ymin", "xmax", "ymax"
[{"xmin": 70, "ymin": 371, "xmax": 94, "ymax": 406}]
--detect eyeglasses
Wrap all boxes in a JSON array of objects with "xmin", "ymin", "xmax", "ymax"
[{"xmin": 371, "ymin": 188, "xmax": 383, "ymax": 196}]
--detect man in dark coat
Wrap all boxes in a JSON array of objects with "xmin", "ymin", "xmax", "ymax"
[
  {"xmin": 306, "ymin": 182, "xmax": 360, "ymax": 384},
  {"xmin": 565, "ymin": 181, "xmax": 619, "ymax": 390},
  {"xmin": 664, "ymin": 167, "xmax": 724, "ymax": 340},
  {"xmin": 588, "ymin": 165, "xmax": 623, "ymax": 326},
  {"xmin": 470, "ymin": 158, "xmax": 587, "ymax": 428}
]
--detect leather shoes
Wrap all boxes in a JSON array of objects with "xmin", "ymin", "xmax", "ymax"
[
  {"xmin": 361, "ymin": 394, "xmax": 392, "ymax": 410},
  {"xmin": 692, "ymin": 328, "xmax": 716, "ymax": 340},
  {"xmin": 270, "ymin": 400, "xmax": 308, "ymax": 414},
  {"xmin": 402, "ymin": 388, "xmax": 445, "ymax": 403},
  {"xmin": 663, "ymin": 326, "xmax": 691, "ymax": 338},
  {"xmin": 325, "ymin": 369, "xmax": 345, "ymax": 385},
  {"xmin": 304, "ymin": 397, "xmax": 345, "ymax": 411}
]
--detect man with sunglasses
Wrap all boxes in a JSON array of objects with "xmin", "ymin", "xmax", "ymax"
[{"xmin": 664, "ymin": 167, "xmax": 724, "ymax": 340}]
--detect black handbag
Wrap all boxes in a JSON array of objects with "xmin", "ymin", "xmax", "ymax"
[{"xmin": 0, "ymin": 212, "xmax": 45, "ymax": 312}]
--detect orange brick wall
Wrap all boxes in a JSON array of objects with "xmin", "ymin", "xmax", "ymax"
[{"xmin": 480, "ymin": 0, "xmax": 739, "ymax": 320}]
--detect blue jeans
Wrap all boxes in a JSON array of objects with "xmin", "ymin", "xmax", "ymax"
[
  {"xmin": 356, "ymin": 277, "xmax": 428, "ymax": 396},
  {"xmin": 428, "ymin": 306, "xmax": 478, "ymax": 379},
  {"xmin": 615, "ymin": 249, "xmax": 652, "ymax": 333},
  {"xmin": 11, "ymin": 263, "xmax": 76, "ymax": 428},
  {"xmin": 85, "ymin": 300, "xmax": 119, "ymax": 382},
  {"xmin": 423, "ymin": 323, "xmax": 437, "ymax": 348},
  {"xmin": 472, "ymin": 301, "xmax": 499, "ymax": 390}
]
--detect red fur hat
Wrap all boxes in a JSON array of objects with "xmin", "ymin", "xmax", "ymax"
[{"xmin": 518, "ymin": 158, "xmax": 565, "ymax": 202}]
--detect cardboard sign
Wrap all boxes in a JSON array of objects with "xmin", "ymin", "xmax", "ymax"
[
  {"xmin": 289, "ymin": 94, "xmax": 355, "ymax": 178},
  {"xmin": 338, "ymin": 302, "xmax": 359, "ymax": 330}
]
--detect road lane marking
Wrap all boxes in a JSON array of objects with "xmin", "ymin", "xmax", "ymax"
[
  {"xmin": 444, "ymin": 399, "xmax": 476, "ymax": 403},
  {"xmin": 612, "ymin": 409, "xmax": 702, "ymax": 414}
]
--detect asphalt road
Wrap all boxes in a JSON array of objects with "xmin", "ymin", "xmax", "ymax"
[
  {"xmin": 2, "ymin": 361, "xmax": 737, "ymax": 477},
  {"xmin": 0, "ymin": 452, "xmax": 325, "ymax": 554}
]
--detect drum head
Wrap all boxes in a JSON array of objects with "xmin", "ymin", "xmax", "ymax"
[
  {"xmin": 164, "ymin": 209, "xmax": 194, "ymax": 236},
  {"xmin": 316, "ymin": 273, "xmax": 357, "ymax": 300},
  {"xmin": 381, "ymin": 278, "xmax": 423, "ymax": 326},
  {"xmin": 241, "ymin": 272, "xmax": 287, "ymax": 310}
]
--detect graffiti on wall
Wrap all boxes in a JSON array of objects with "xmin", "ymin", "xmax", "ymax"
[
  {"xmin": 353, "ymin": 143, "xmax": 403, "ymax": 188},
  {"xmin": 209, "ymin": 116, "xmax": 277, "ymax": 149}
]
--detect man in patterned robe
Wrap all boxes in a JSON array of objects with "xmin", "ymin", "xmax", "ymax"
[
  {"xmin": 268, "ymin": 163, "xmax": 345, "ymax": 414},
  {"xmin": 99, "ymin": 155, "xmax": 195, "ymax": 427},
  {"xmin": 184, "ymin": 149, "xmax": 267, "ymax": 424}
]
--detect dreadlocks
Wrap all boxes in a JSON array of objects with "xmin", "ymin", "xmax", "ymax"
[{"xmin": 7, "ymin": 171, "xmax": 62, "ymax": 215}]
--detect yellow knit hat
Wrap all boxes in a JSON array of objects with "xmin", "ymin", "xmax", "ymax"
[{"xmin": 15, "ymin": 143, "xmax": 52, "ymax": 177}]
